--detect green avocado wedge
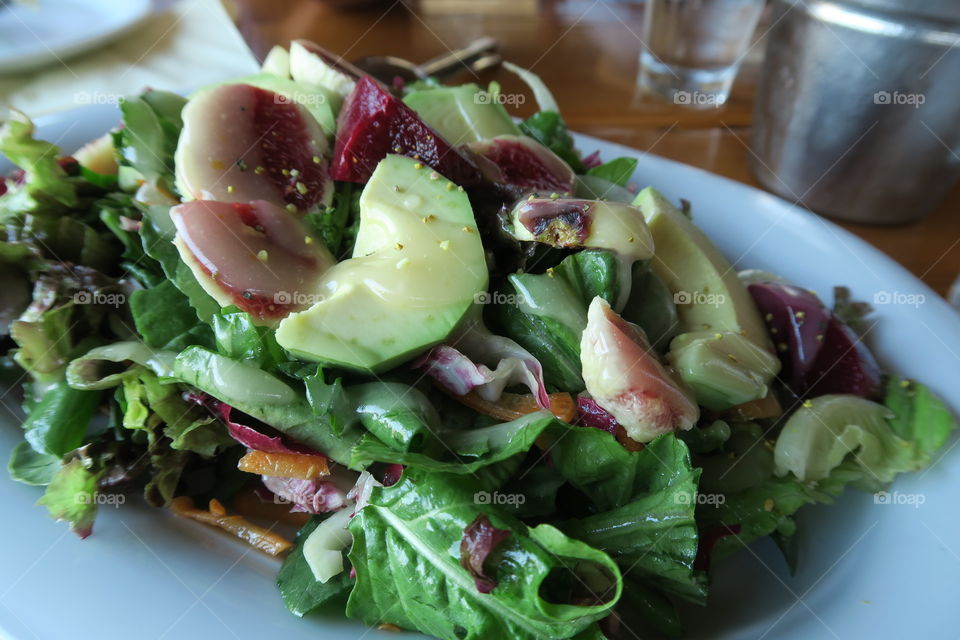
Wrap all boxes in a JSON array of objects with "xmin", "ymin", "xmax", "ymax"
[
  {"xmin": 403, "ymin": 83, "xmax": 521, "ymax": 143},
  {"xmin": 275, "ymin": 155, "xmax": 488, "ymax": 372},
  {"xmin": 632, "ymin": 187, "xmax": 779, "ymax": 409}
]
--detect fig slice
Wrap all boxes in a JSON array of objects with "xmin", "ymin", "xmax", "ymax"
[
  {"xmin": 170, "ymin": 199, "xmax": 334, "ymax": 322},
  {"xmin": 330, "ymin": 76, "xmax": 482, "ymax": 186},
  {"xmin": 748, "ymin": 281, "xmax": 881, "ymax": 399},
  {"xmin": 510, "ymin": 197, "xmax": 653, "ymax": 263},
  {"xmin": 465, "ymin": 134, "xmax": 575, "ymax": 196},
  {"xmin": 175, "ymin": 83, "xmax": 333, "ymax": 212},
  {"xmin": 580, "ymin": 297, "xmax": 699, "ymax": 443},
  {"xmin": 805, "ymin": 317, "xmax": 882, "ymax": 399},
  {"xmin": 747, "ymin": 282, "xmax": 830, "ymax": 392}
]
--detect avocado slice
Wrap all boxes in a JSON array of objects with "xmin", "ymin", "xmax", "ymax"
[
  {"xmin": 668, "ymin": 330, "xmax": 782, "ymax": 410},
  {"xmin": 275, "ymin": 155, "xmax": 488, "ymax": 372},
  {"xmin": 403, "ymin": 84, "xmax": 520, "ymax": 144},
  {"xmin": 632, "ymin": 187, "xmax": 770, "ymax": 343},
  {"xmin": 632, "ymin": 187, "xmax": 779, "ymax": 408}
]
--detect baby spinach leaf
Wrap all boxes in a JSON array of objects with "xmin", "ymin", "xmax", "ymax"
[{"xmin": 585, "ymin": 157, "xmax": 637, "ymax": 187}]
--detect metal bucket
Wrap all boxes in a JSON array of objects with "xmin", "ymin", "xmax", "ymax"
[{"xmin": 751, "ymin": 0, "xmax": 960, "ymax": 224}]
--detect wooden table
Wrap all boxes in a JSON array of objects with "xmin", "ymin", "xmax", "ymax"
[{"xmin": 230, "ymin": 0, "xmax": 960, "ymax": 297}]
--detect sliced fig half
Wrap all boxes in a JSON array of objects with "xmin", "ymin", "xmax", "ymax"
[
  {"xmin": 805, "ymin": 317, "xmax": 882, "ymax": 399},
  {"xmin": 748, "ymin": 282, "xmax": 830, "ymax": 392},
  {"xmin": 580, "ymin": 297, "xmax": 699, "ymax": 443},
  {"xmin": 748, "ymin": 281, "xmax": 881, "ymax": 399},
  {"xmin": 170, "ymin": 199, "xmax": 334, "ymax": 322},
  {"xmin": 175, "ymin": 84, "xmax": 333, "ymax": 212},
  {"xmin": 511, "ymin": 197, "xmax": 653, "ymax": 263},
  {"xmin": 466, "ymin": 134, "xmax": 575, "ymax": 196}
]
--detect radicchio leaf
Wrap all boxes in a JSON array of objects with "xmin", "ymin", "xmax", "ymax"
[
  {"xmin": 581, "ymin": 150, "xmax": 602, "ymax": 169},
  {"xmin": 460, "ymin": 514, "xmax": 512, "ymax": 594},
  {"xmin": 575, "ymin": 395, "xmax": 619, "ymax": 435},
  {"xmin": 381, "ymin": 464, "xmax": 404, "ymax": 487},
  {"xmin": 415, "ymin": 315, "xmax": 550, "ymax": 409},
  {"xmin": 189, "ymin": 392, "xmax": 322, "ymax": 456},
  {"xmin": 262, "ymin": 475, "xmax": 349, "ymax": 515}
]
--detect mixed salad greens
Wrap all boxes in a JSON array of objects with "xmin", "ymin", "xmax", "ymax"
[{"xmin": 2, "ymin": 39, "xmax": 957, "ymax": 639}]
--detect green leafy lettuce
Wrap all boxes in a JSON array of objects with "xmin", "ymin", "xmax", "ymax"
[{"xmin": 347, "ymin": 470, "xmax": 621, "ymax": 640}]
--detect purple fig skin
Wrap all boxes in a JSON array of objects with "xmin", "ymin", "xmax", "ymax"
[
  {"xmin": 805, "ymin": 317, "xmax": 882, "ymax": 399},
  {"xmin": 748, "ymin": 282, "xmax": 830, "ymax": 392},
  {"xmin": 748, "ymin": 282, "xmax": 882, "ymax": 399}
]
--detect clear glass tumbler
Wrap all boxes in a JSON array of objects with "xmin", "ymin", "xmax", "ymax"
[{"xmin": 639, "ymin": 0, "xmax": 765, "ymax": 108}]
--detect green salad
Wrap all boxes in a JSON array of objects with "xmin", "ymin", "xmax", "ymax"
[{"xmin": 1, "ymin": 39, "xmax": 956, "ymax": 639}]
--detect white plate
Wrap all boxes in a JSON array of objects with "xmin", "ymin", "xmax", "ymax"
[
  {"xmin": 2, "ymin": 103, "xmax": 959, "ymax": 640},
  {"xmin": 0, "ymin": 0, "xmax": 152, "ymax": 74}
]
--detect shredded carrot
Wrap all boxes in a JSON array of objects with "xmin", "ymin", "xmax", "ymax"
[
  {"xmin": 724, "ymin": 392, "xmax": 783, "ymax": 421},
  {"xmin": 237, "ymin": 449, "xmax": 330, "ymax": 479},
  {"xmin": 450, "ymin": 389, "xmax": 577, "ymax": 423},
  {"xmin": 208, "ymin": 498, "xmax": 227, "ymax": 517},
  {"xmin": 231, "ymin": 487, "xmax": 310, "ymax": 527},
  {"xmin": 170, "ymin": 496, "xmax": 293, "ymax": 556}
]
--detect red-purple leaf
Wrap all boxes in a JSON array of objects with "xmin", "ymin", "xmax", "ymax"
[
  {"xmin": 381, "ymin": 464, "xmax": 404, "ymax": 487},
  {"xmin": 414, "ymin": 342, "xmax": 550, "ymax": 410},
  {"xmin": 460, "ymin": 514, "xmax": 512, "ymax": 594},
  {"xmin": 575, "ymin": 395, "xmax": 620, "ymax": 435},
  {"xmin": 187, "ymin": 393, "xmax": 324, "ymax": 456},
  {"xmin": 262, "ymin": 475, "xmax": 348, "ymax": 514}
]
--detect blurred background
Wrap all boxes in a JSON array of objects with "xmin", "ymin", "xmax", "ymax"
[{"xmin": 0, "ymin": 0, "xmax": 957, "ymax": 298}]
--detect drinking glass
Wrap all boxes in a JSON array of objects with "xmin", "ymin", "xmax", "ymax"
[{"xmin": 639, "ymin": 0, "xmax": 765, "ymax": 108}]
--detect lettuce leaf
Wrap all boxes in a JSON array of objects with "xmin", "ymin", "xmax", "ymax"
[
  {"xmin": 6, "ymin": 213, "xmax": 121, "ymax": 274},
  {"xmin": 173, "ymin": 347, "xmax": 357, "ymax": 464},
  {"xmin": 114, "ymin": 90, "xmax": 185, "ymax": 190},
  {"xmin": 7, "ymin": 441, "xmax": 59, "ymax": 486},
  {"xmin": 139, "ymin": 218, "xmax": 220, "ymax": 322},
  {"xmin": 774, "ymin": 386, "xmax": 957, "ymax": 486},
  {"xmin": 23, "ymin": 382, "xmax": 102, "ymax": 457},
  {"xmin": 303, "ymin": 181, "xmax": 360, "ymax": 259},
  {"xmin": 552, "ymin": 250, "xmax": 623, "ymax": 309},
  {"xmin": 131, "ymin": 280, "xmax": 214, "ymax": 351},
  {"xmin": 556, "ymin": 435, "xmax": 705, "ymax": 603},
  {"xmin": 346, "ymin": 470, "xmax": 621, "ymax": 639},
  {"xmin": 211, "ymin": 307, "xmax": 284, "ymax": 369},
  {"xmin": 38, "ymin": 458, "xmax": 103, "ymax": 538},
  {"xmin": 349, "ymin": 412, "xmax": 557, "ymax": 474},
  {"xmin": 0, "ymin": 111, "xmax": 78, "ymax": 215}
]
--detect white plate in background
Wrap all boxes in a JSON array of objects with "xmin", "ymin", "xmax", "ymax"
[
  {"xmin": 0, "ymin": 0, "xmax": 152, "ymax": 74},
  {"xmin": 1, "ymin": 102, "xmax": 959, "ymax": 639}
]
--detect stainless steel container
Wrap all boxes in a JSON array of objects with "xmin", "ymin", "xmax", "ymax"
[{"xmin": 751, "ymin": 0, "xmax": 960, "ymax": 224}]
